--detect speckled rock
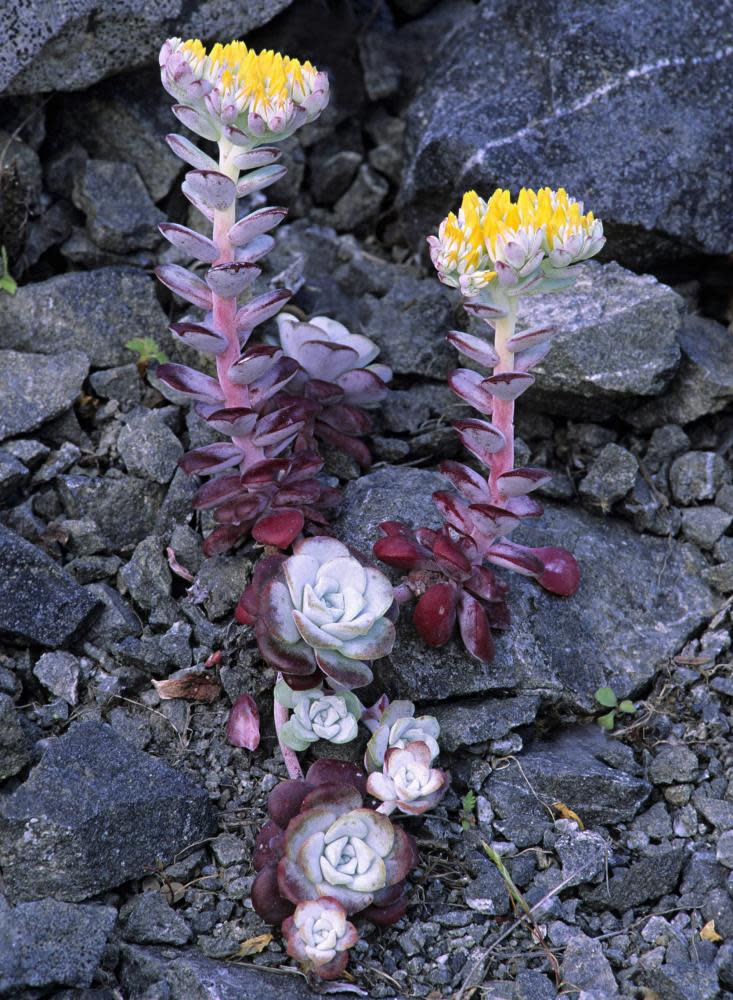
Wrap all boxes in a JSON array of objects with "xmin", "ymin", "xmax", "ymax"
[{"xmin": 0, "ymin": 349, "xmax": 89, "ymax": 442}]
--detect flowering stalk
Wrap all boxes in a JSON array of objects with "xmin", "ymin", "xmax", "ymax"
[{"xmin": 375, "ymin": 188, "xmax": 606, "ymax": 662}]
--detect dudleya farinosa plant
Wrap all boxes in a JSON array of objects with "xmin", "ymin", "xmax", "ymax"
[
  {"xmin": 156, "ymin": 40, "xmax": 389, "ymax": 556},
  {"xmin": 375, "ymin": 188, "xmax": 605, "ymax": 662}
]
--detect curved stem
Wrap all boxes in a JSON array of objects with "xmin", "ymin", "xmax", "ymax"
[
  {"xmin": 274, "ymin": 672, "xmax": 304, "ymax": 780},
  {"xmin": 487, "ymin": 297, "xmax": 518, "ymax": 500}
]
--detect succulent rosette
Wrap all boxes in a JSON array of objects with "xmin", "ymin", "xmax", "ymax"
[
  {"xmin": 275, "ymin": 314, "xmax": 392, "ymax": 468},
  {"xmin": 366, "ymin": 741, "xmax": 450, "ymax": 816},
  {"xmin": 252, "ymin": 759, "xmax": 417, "ymax": 926},
  {"xmin": 159, "ymin": 38, "xmax": 329, "ymax": 143},
  {"xmin": 275, "ymin": 682, "xmax": 361, "ymax": 751},
  {"xmin": 363, "ymin": 698, "xmax": 441, "ymax": 772},
  {"xmin": 282, "ymin": 897, "xmax": 358, "ymax": 979},
  {"xmin": 236, "ymin": 537, "xmax": 396, "ymax": 690}
]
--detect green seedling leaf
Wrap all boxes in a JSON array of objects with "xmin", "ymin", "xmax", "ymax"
[
  {"xmin": 126, "ymin": 336, "xmax": 168, "ymax": 364},
  {"xmin": 0, "ymin": 246, "xmax": 17, "ymax": 295},
  {"xmin": 597, "ymin": 710, "xmax": 616, "ymax": 730},
  {"xmin": 594, "ymin": 686, "xmax": 618, "ymax": 709},
  {"xmin": 618, "ymin": 700, "xmax": 636, "ymax": 715},
  {"xmin": 462, "ymin": 790, "xmax": 477, "ymax": 813}
]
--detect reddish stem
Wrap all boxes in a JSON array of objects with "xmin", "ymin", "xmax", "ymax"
[{"xmin": 274, "ymin": 673, "xmax": 304, "ymax": 780}]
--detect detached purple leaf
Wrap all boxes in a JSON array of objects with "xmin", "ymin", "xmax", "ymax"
[{"xmin": 227, "ymin": 694, "xmax": 260, "ymax": 750}]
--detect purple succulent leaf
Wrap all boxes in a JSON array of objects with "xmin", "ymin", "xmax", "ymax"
[
  {"xmin": 463, "ymin": 300, "xmax": 508, "ymax": 323},
  {"xmin": 232, "ymin": 146, "xmax": 283, "ymax": 170},
  {"xmin": 170, "ymin": 320, "xmax": 227, "ymax": 355},
  {"xmin": 191, "ymin": 473, "xmax": 244, "ymax": 511},
  {"xmin": 251, "ymin": 862, "xmax": 295, "ymax": 923},
  {"xmin": 267, "ymin": 780, "xmax": 311, "ymax": 827},
  {"xmin": 457, "ymin": 591, "xmax": 495, "ymax": 662},
  {"xmin": 226, "ymin": 693, "xmax": 260, "ymax": 749},
  {"xmin": 256, "ymin": 624, "xmax": 319, "ymax": 676},
  {"xmin": 446, "ymin": 329, "xmax": 500, "ymax": 368},
  {"xmin": 199, "ymin": 405, "xmax": 258, "ymax": 436},
  {"xmin": 205, "ymin": 260, "xmax": 261, "ymax": 298},
  {"xmin": 314, "ymin": 649, "xmax": 374, "ymax": 689},
  {"xmin": 159, "ymin": 222, "xmax": 219, "ymax": 263},
  {"xmin": 156, "ymin": 362, "xmax": 224, "ymax": 403},
  {"xmin": 220, "ymin": 123, "xmax": 253, "ymax": 145},
  {"xmin": 485, "ymin": 540, "xmax": 545, "ymax": 576},
  {"xmin": 296, "ymin": 340, "xmax": 360, "ymax": 380},
  {"xmin": 481, "ymin": 372, "xmax": 535, "ymax": 401},
  {"xmin": 179, "ymin": 441, "xmax": 243, "ymax": 475},
  {"xmin": 236, "ymin": 233, "xmax": 276, "ymax": 264},
  {"xmin": 497, "ymin": 467, "xmax": 552, "ymax": 497},
  {"xmin": 228, "ymin": 344, "xmax": 283, "ymax": 386},
  {"xmin": 514, "ymin": 340, "xmax": 553, "ymax": 372},
  {"xmin": 248, "ymin": 357, "xmax": 301, "ymax": 407},
  {"xmin": 317, "ymin": 404, "xmax": 371, "ymax": 436},
  {"xmin": 235, "ymin": 289, "xmax": 293, "ymax": 334},
  {"xmin": 504, "ymin": 494, "xmax": 544, "ymax": 518},
  {"xmin": 438, "ymin": 460, "xmax": 491, "ymax": 504},
  {"xmin": 252, "ymin": 408, "xmax": 305, "ymax": 448},
  {"xmin": 237, "ymin": 164, "xmax": 288, "ymax": 197},
  {"xmin": 165, "ymin": 133, "xmax": 219, "ymax": 171},
  {"xmin": 184, "ymin": 168, "xmax": 236, "ymax": 211},
  {"xmin": 171, "ymin": 103, "xmax": 220, "ymax": 141},
  {"xmin": 155, "ymin": 263, "xmax": 213, "ymax": 310},
  {"xmin": 453, "ymin": 417, "xmax": 506, "ymax": 463},
  {"xmin": 180, "ymin": 180, "xmax": 214, "ymax": 222},
  {"xmin": 228, "ymin": 206, "xmax": 288, "ymax": 247},
  {"xmin": 448, "ymin": 368, "xmax": 495, "ymax": 415},
  {"xmin": 432, "ymin": 490, "xmax": 476, "ymax": 536},
  {"xmin": 334, "ymin": 369, "xmax": 388, "ymax": 406},
  {"xmin": 468, "ymin": 502, "xmax": 521, "ymax": 537},
  {"xmin": 505, "ymin": 324, "xmax": 557, "ymax": 353}
]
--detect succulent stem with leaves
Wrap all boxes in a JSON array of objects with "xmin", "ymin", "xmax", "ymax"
[{"xmin": 375, "ymin": 188, "xmax": 605, "ymax": 662}]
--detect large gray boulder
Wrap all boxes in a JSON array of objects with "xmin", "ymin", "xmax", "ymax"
[
  {"xmin": 1, "ymin": 0, "xmax": 293, "ymax": 95},
  {"xmin": 0, "ymin": 349, "xmax": 89, "ymax": 442},
  {"xmin": 0, "ymin": 267, "xmax": 167, "ymax": 368},
  {"xmin": 400, "ymin": 0, "xmax": 733, "ymax": 262},
  {"xmin": 0, "ymin": 722, "xmax": 216, "ymax": 902},
  {"xmin": 335, "ymin": 467, "xmax": 717, "ymax": 711},
  {"xmin": 0, "ymin": 898, "xmax": 117, "ymax": 996}
]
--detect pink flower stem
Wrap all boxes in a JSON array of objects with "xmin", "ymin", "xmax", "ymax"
[
  {"xmin": 274, "ymin": 672, "xmax": 304, "ymax": 780},
  {"xmin": 487, "ymin": 297, "xmax": 518, "ymax": 501}
]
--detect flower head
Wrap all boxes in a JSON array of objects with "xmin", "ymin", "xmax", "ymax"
[
  {"xmin": 160, "ymin": 37, "xmax": 329, "ymax": 141},
  {"xmin": 275, "ymin": 682, "xmax": 361, "ymax": 751},
  {"xmin": 238, "ymin": 537, "xmax": 396, "ymax": 690},
  {"xmin": 367, "ymin": 741, "xmax": 450, "ymax": 816},
  {"xmin": 428, "ymin": 187, "xmax": 605, "ymax": 296},
  {"xmin": 252, "ymin": 759, "xmax": 417, "ymax": 926},
  {"xmin": 363, "ymin": 698, "xmax": 441, "ymax": 772},
  {"xmin": 282, "ymin": 897, "xmax": 358, "ymax": 979}
]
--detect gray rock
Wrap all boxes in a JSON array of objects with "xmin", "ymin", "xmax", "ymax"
[
  {"xmin": 84, "ymin": 582, "xmax": 142, "ymax": 646},
  {"xmin": 119, "ymin": 943, "xmax": 325, "ymax": 1000},
  {"xmin": 427, "ymin": 695, "xmax": 540, "ymax": 752},
  {"xmin": 513, "ymin": 970, "xmax": 557, "ymax": 1000},
  {"xmin": 118, "ymin": 411, "xmax": 183, "ymax": 484},
  {"xmin": 360, "ymin": 276, "xmax": 455, "ymax": 378},
  {"xmin": 644, "ymin": 424, "xmax": 691, "ymax": 472},
  {"xmin": 59, "ymin": 518, "xmax": 106, "ymax": 556},
  {"xmin": 58, "ymin": 473, "xmax": 165, "ymax": 551},
  {"xmin": 702, "ymin": 887, "xmax": 733, "ymax": 940},
  {"xmin": 669, "ymin": 451, "xmax": 729, "ymax": 505},
  {"xmin": 0, "ymin": 898, "xmax": 117, "ymax": 995},
  {"xmin": 400, "ymin": 1, "xmax": 733, "ymax": 260},
  {"xmin": 33, "ymin": 651, "xmax": 81, "ymax": 705},
  {"xmin": 621, "ymin": 474, "xmax": 681, "ymax": 537},
  {"xmin": 0, "ymin": 524, "xmax": 100, "ymax": 648},
  {"xmin": 59, "ymin": 70, "xmax": 181, "ymax": 201},
  {"xmin": 644, "ymin": 961, "xmax": 720, "ymax": 1000},
  {"xmin": 696, "ymin": 798, "xmax": 733, "ymax": 831},
  {"xmin": 484, "ymin": 728, "xmax": 649, "ymax": 847},
  {"xmin": 336, "ymin": 467, "xmax": 717, "ymax": 706},
  {"xmin": 555, "ymin": 829, "xmax": 608, "ymax": 887},
  {"xmin": 717, "ymin": 830, "xmax": 733, "ymax": 870},
  {"xmin": 681, "ymin": 506, "xmax": 733, "ymax": 549},
  {"xmin": 0, "ymin": 693, "xmax": 30, "ymax": 781},
  {"xmin": 332, "ymin": 163, "xmax": 389, "ymax": 231},
  {"xmin": 210, "ymin": 834, "xmax": 247, "ymax": 868},
  {"xmin": 311, "ymin": 150, "xmax": 362, "ymax": 205},
  {"xmin": 120, "ymin": 537, "xmax": 172, "ymax": 611},
  {"xmin": 193, "ymin": 554, "xmax": 253, "ymax": 621},
  {"xmin": 561, "ymin": 933, "xmax": 618, "ymax": 996},
  {"xmin": 704, "ymin": 562, "xmax": 733, "ymax": 594},
  {"xmin": 73, "ymin": 159, "xmax": 165, "ymax": 253},
  {"xmin": 648, "ymin": 745, "xmax": 698, "ymax": 784},
  {"xmin": 112, "ymin": 621, "xmax": 192, "ymax": 679},
  {"xmin": 0, "ymin": 449, "xmax": 28, "ymax": 500},
  {"xmin": 717, "ymin": 942, "xmax": 733, "ymax": 990},
  {"xmin": 0, "ymin": 722, "xmax": 216, "ymax": 902},
  {"xmin": 0, "ymin": 349, "xmax": 89, "ymax": 442},
  {"xmin": 629, "ymin": 316, "xmax": 733, "ymax": 429},
  {"xmin": 579, "ymin": 443, "xmax": 638, "ymax": 513},
  {"xmin": 89, "ymin": 364, "xmax": 144, "ymax": 409},
  {"xmin": 2, "ymin": 437, "xmax": 50, "ymax": 469},
  {"xmin": 583, "ymin": 845, "xmax": 686, "ymax": 910},
  {"xmin": 517, "ymin": 263, "xmax": 681, "ymax": 418},
  {"xmin": 0, "ymin": 267, "xmax": 168, "ymax": 367},
  {"xmin": 123, "ymin": 892, "xmax": 192, "ymax": 946},
  {"xmin": 2, "ymin": 0, "xmax": 293, "ymax": 94}
]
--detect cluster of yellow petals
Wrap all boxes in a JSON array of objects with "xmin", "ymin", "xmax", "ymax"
[{"xmin": 179, "ymin": 38, "xmax": 317, "ymax": 107}]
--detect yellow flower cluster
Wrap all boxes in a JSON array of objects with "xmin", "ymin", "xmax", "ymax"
[{"xmin": 429, "ymin": 187, "xmax": 604, "ymax": 295}]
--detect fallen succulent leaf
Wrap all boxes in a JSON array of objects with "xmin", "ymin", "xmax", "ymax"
[
  {"xmin": 166, "ymin": 546, "xmax": 195, "ymax": 582},
  {"xmin": 153, "ymin": 670, "xmax": 221, "ymax": 703},
  {"xmin": 236, "ymin": 932, "xmax": 273, "ymax": 956},
  {"xmin": 701, "ymin": 919, "xmax": 723, "ymax": 942},
  {"xmin": 227, "ymin": 693, "xmax": 260, "ymax": 750},
  {"xmin": 552, "ymin": 802, "xmax": 584, "ymax": 829}
]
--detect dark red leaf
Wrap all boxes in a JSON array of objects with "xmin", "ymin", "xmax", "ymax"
[
  {"xmin": 267, "ymin": 780, "xmax": 311, "ymax": 828},
  {"xmin": 252, "ymin": 509, "xmax": 304, "ymax": 548},
  {"xmin": 432, "ymin": 534, "xmax": 472, "ymax": 579},
  {"xmin": 373, "ymin": 534, "xmax": 426, "ymax": 571},
  {"xmin": 457, "ymin": 592, "xmax": 495, "ymax": 662},
  {"xmin": 413, "ymin": 582, "xmax": 458, "ymax": 647},
  {"xmin": 251, "ymin": 862, "xmax": 294, "ymax": 923},
  {"xmin": 533, "ymin": 546, "xmax": 581, "ymax": 596},
  {"xmin": 315, "ymin": 421, "xmax": 373, "ymax": 469},
  {"xmin": 202, "ymin": 523, "xmax": 249, "ymax": 556}
]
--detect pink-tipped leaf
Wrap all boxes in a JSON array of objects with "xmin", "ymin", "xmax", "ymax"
[
  {"xmin": 228, "ymin": 206, "xmax": 288, "ymax": 247},
  {"xmin": 155, "ymin": 264, "xmax": 213, "ymax": 310},
  {"xmin": 227, "ymin": 693, "xmax": 260, "ymax": 750},
  {"xmin": 446, "ymin": 329, "xmax": 500, "ymax": 368}
]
